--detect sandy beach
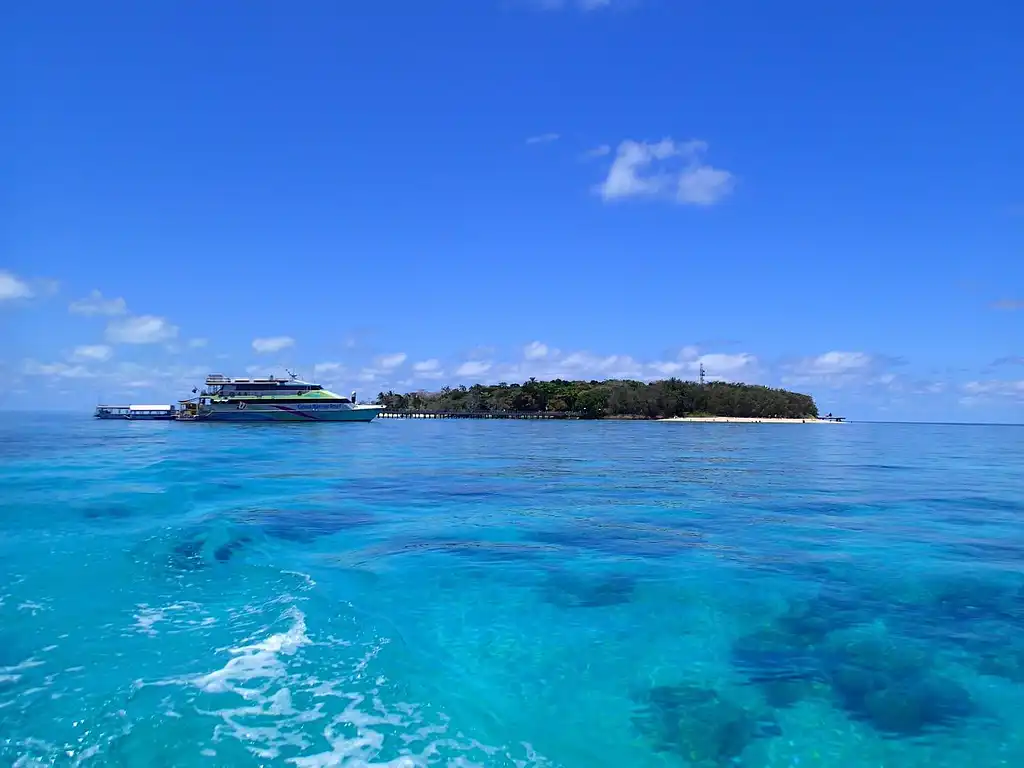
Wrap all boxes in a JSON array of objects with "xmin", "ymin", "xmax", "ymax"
[{"xmin": 657, "ymin": 416, "xmax": 844, "ymax": 424}]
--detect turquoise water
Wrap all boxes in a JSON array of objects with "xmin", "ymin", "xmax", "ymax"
[{"xmin": 2, "ymin": 416, "xmax": 1024, "ymax": 767}]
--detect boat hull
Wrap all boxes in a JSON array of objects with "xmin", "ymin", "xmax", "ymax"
[{"xmin": 188, "ymin": 403, "xmax": 384, "ymax": 422}]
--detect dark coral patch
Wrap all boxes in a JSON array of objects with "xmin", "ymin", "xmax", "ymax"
[
  {"xmin": 240, "ymin": 507, "xmax": 376, "ymax": 543},
  {"xmin": 169, "ymin": 539, "xmax": 206, "ymax": 571},
  {"xmin": 82, "ymin": 504, "xmax": 135, "ymax": 520},
  {"xmin": 820, "ymin": 630, "xmax": 974, "ymax": 737},
  {"xmin": 732, "ymin": 629, "xmax": 821, "ymax": 682},
  {"xmin": 731, "ymin": 628, "xmax": 823, "ymax": 708},
  {"xmin": 214, "ymin": 534, "xmax": 252, "ymax": 562},
  {"xmin": 632, "ymin": 684, "xmax": 779, "ymax": 765},
  {"xmin": 542, "ymin": 571, "xmax": 636, "ymax": 609},
  {"xmin": 775, "ymin": 590, "xmax": 871, "ymax": 644},
  {"xmin": 528, "ymin": 522, "xmax": 703, "ymax": 559}
]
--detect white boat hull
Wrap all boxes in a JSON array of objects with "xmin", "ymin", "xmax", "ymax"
[{"xmin": 189, "ymin": 402, "xmax": 384, "ymax": 422}]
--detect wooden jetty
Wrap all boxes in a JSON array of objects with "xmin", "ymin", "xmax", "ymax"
[{"xmin": 379, "ymin": 409, "xmax": 582, "ymax": 420}]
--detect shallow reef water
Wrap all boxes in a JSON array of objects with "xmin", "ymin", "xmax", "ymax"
[{"xmin": 2, "ymin": 415, "xmax": 1024, "ymax": 766}]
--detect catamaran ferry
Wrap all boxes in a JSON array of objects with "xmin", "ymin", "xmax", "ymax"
[{"xmin": 177, "ymin": 372, "xmax": 384, "ymax": 422}]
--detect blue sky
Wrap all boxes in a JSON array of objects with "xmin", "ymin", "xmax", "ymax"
[{"xmin": 2, "ymin": 0, "xmax": 1022, "ymax": 421}]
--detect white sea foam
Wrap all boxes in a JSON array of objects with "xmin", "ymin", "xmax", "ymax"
[
  {"xmin": 180, "ymin": 605, "xmax": 554, "ymax": 767},
  {"xmin": 195, "ymin": 606, "xmax": 310, "ymax": 695},
  {"xmin": 133, "ymin": 600, "xmax": 210, "ymax": 637}
]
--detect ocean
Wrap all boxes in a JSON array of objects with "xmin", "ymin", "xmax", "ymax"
[{"xmin": 2, "ymin": 415, "xmax": 1024, "ymax": 767}]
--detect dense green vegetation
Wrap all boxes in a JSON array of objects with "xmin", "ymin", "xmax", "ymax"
[{"xmin": 376, "ymin": 378, "xmax": 818, "ymax": 420}]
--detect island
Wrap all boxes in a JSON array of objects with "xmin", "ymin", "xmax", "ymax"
[{"xmin": 375, "ymin": 379, "xmax": 830, "ymax": 421}]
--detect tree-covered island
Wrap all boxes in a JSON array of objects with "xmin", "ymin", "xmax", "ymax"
[{"xmin": 376, "ymin": 379, "xmax": 818, "ymax": 420}]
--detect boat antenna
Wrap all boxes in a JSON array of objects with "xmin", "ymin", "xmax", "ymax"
[{"xmin": 286, "ymin": 368, "xmax": 298, "ymax": 381}]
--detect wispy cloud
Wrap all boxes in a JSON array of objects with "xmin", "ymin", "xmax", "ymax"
[
  {"xmin": 71, "ymin": 344, "xmax": 113, "ymax": 362},
  {"xmin": 412, "ymin": 359, "xmax": 445, "ymax": 379},
  {"xmin": 537, "ymin": 0, "xmax": 618, "ymax": 10},
  {"xmin": 456, "ymin": 361, "xmax": 492, "ymax": 377},
  {"xmin": 69, "ymin": 290, "xmax": 127, "ymax": 316},
  {"xmin": 991, "ymin": 299, "xmax": 1024, "ymax": 311},
  {"xmin": 583, "ymin": 144, "xmax": 611, "ymax": 159},
  {"xmin": 22, "ymin": 360, "xmax": 97, "ymax": 379},
  {"xmin": 523, "ymin": 341, "xmax": 553, "ymax": 360},
  {"xmin": 0, "ymin": 271, "xmax": 33, "ymax": 301},
  {"xmin": 252, "ymin": 336, "xmax": 295, "ymax": 354},
  {"xmin": 434, "ymin": 343, "xmax": 760, "ymax": 386},
  {"xmin": 106, "ymin": 315, "xmax": 179, "ymax": 345},
  {"xmin": 791, "ymin": 351, "xmax": 874, "ymax": 377},
  {"xmin": 377, "ymin": 352, "xmax": 408, "ymax": 370},
  {"xmin": 992, "ymin": 356, "xmax": 1024, "ymax": 367},
  {"xmin": 780, "ymin": 351, "xmax": 913, "ymax": 392},
  {"xmin": 312, "ymin": 362, "xmax": 347, "ymax": 384},
  {"xmin": 526, "ymin": 132, "xmax": 560, "ymax": 145},
  {"xmin": 962, "ymin": 380, "xmax": 1024, "ymax": 400},
  {"xmin": 596, "ymin": 138, "xmax": 734, "ymax": 206}
]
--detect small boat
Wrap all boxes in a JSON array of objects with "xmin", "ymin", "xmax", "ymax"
[
  {"xmin": 177, "ymin": 372, "xmax": 385, "ymax": 423},
  {"xmin": 94, "ymin": 404, "xmax": 178, "ymax": 420}
]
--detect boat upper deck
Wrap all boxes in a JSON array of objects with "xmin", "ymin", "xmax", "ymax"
[
  {"xmin": 206, "ymin": 374, "xmax": 304, "ymax": 386},
  {"xmin": 198, "ymin": 374, "xmax": 357, "ymax": 403}
]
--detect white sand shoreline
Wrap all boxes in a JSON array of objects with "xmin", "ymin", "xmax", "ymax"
[{"xmin": 657, "ymin": 416, "xmax": 844, "ymax": 424}]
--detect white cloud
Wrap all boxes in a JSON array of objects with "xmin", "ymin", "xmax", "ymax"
[
  {"xmin": 187, "ymin": 338, "xmax": 208, "ymax": 349},
  {"xmin": 69, "ymin": 290, "xmax": 127, "ymax": 316},
  {"xmin": 963, "ymin": 380, "xmax": 1024, "ymax": 399},
  {"xmin": 106, "ymin": 315, "xmax": 179, "ymax": 344},
  {"xmin": 413, "ymin": 359, "xmax": 441, "ymax": 373},
  {"xmin": 377, "ymin": 353, "xmax": 408, "ymax": 370},
  {"xmin": 584, "ymin": 144, "xmax": 611, "ymax": 159},
  {"xmin": 252, "ymin": 336, "xmax": 294, "ymax": 354},
  {"xmin": 780, "ymin": 350, "xmax": 897, "ymax": 390},
  {"xmin": 648, "ymin": 352, "xmax": 759, "ymax": 381},
  {"xmin": 526, "ymin": 133, "xmax": 560, "ymax": 145},
  {"xmin": 795, "ymin": 351, "xmax": 873, "ymax": 376},
  {"xmin": 697, "ymin": 352, "xmax": 758, "ymax": 376},
  {"xmin": 412, "ymin": 359, "xmax": 445, "ymax": 379},
  {"xmin": 72, "ymin": 344, "xmax": 113, "ymax": 362},
  {"xmin": 677, "ymin": 165, "xmax": 736, "ymax": 206},
  {"xmin": 561, "ymin": 352, "xmax": 646, "ymax": 379},
  {"xmin": 452, "ymin": 344, "xmax": 764, "ymax": 386},
  {"xmin": 523, "ymin": 341, "xmax": 552, "ymax": 360},
  {"xmin": 596, "ymin": 138, "xmax": 734, "ymax": 206},
  {"xmin": 496, "ymin": 350, "xmax": 649, "ymax": 382},
  {"xmin": 0, "ymin": 271, "xmax": 33, "ymax": 301},
  {"xmin": 314, "ymin": 362, "xmax": 345, "ymax": 377},
  {"xmin": 456, "ymin": 361, "xmax": 492, "ymax": 377},
  {"xmin": 22, "ymin": 360, "xmax": 96, "ymax": 379}
]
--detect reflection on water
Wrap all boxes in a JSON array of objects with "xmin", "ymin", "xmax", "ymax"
[{"xmin": 1, "ymin": 415, "xmax": 1023, "ymax": 766}]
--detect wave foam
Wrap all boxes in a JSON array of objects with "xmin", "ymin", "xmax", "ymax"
[{"xmin": 182, "ymin": 605, "xmax": 553, "ymax": 767}]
